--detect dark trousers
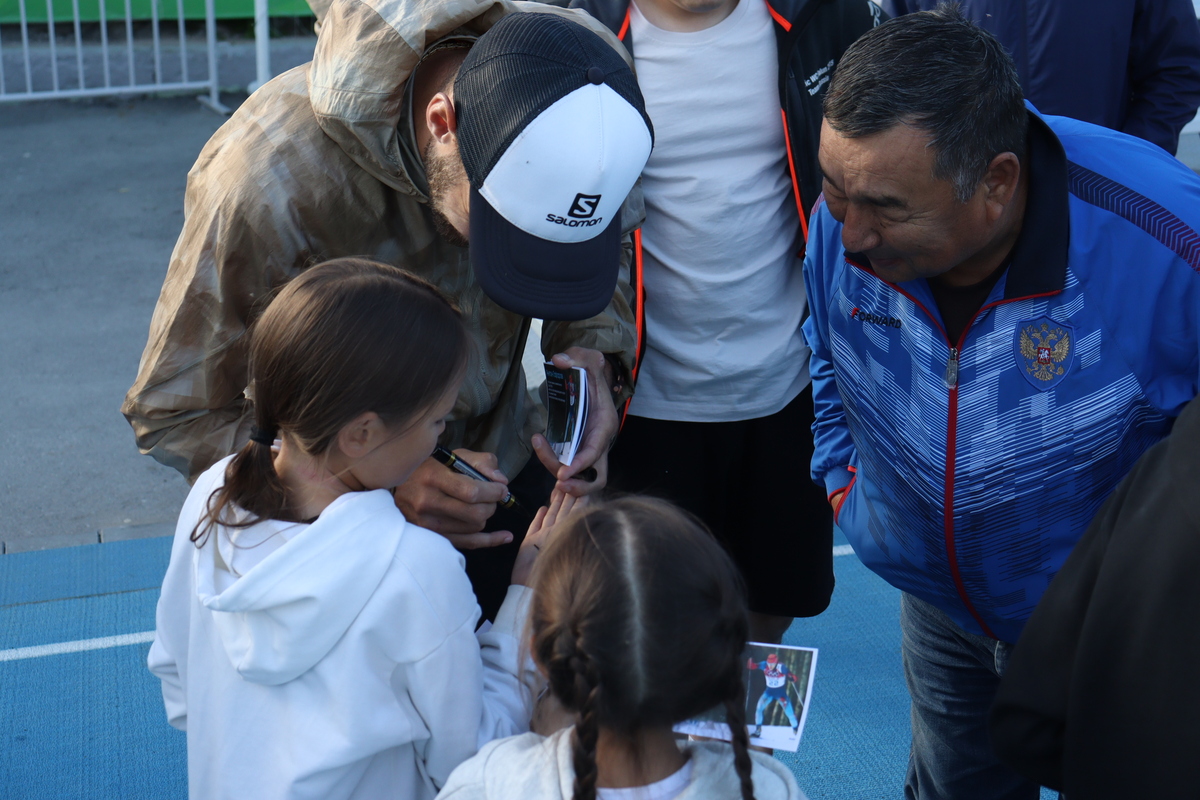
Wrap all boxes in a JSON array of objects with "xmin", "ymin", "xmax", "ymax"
[{"xmin": 901, "ymin": 593, "xmax": 1041, "ymax": 800}]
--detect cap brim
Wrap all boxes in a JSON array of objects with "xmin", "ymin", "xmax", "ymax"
[{"xmin": 469, "ymin": 188, "xmax": 621, "ymax": 321}]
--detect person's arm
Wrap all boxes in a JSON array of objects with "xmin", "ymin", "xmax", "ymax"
[
  {"xmin": 121, "ymin": 146, "xmax": 308, "ymax": 483},
  {"xmin": 533, "ymin": 184, "xmax": 642, "ymax": 494},
  {"xmin": 146, "ymin": 493, "xmax": 216, "ymax": 731},
  {"xmin": 402, "ymin": 493, "xmax": 586, "ymax": 787},
  {"xmin": 401, "ymin": 611, "xmax": 526, "ymax": 790},
  {"xmin": 148, "ymin": 546, "xmax": 191, "ymax": 731},
  {"xmin": 122, "ymin": 135, "xmax": 512, "ymax": 549},
  {"xmin": 1122, "ymin": 0, "xmax": 1200, "ymax": 154},
  {"xmin": 475, "ymin": 584, "xmax": 538, "ymax": 741},
  {"xmin": 801, "ymin": 203, "xmax": 857, "ymax": 508}
]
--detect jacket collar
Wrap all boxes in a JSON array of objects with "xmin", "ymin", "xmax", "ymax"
[{"xmin": 1002, "ymin": 109, "xmax": 1070, "ymax": 299}]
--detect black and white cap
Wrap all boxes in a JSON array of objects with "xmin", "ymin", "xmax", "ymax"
[{"xmin": 456, "ymin": 12, "xmax": 654, "ymax": 321}]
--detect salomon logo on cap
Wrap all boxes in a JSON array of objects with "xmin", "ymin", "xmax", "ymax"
[{"xmin": 569, "ymin": 193, "xmax": 602, "ymax": 219}]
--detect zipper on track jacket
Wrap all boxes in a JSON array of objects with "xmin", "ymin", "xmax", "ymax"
[{"xmin": 845, "ymin": 258, "xmax": 1044, "ymax": 639}]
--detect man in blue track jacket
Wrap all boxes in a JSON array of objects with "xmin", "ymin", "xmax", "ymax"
[{"xmin": 803, "ymin": 7, "xmax": 1200, "ymax": 799}]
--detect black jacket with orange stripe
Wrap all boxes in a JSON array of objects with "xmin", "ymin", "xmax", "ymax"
[{"xmin": 569, "ymin": 0, "xmax": 884, "ymax": 252}]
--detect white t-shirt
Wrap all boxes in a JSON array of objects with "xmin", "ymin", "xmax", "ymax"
[{"xmin": 626, "ymin": 0, "xmax": 811, "ymax": 422}]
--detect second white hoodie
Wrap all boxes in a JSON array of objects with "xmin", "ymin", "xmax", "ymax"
[{"xmin": 149, "ymin": 457, "xmax": 534, "ymax": 800}]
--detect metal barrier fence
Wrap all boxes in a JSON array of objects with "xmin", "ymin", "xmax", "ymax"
[{"xmin": 0, "ymin": 0, "xmax": 227, "ymax": 111}]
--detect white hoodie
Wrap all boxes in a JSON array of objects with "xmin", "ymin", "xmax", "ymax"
[
  {"xmin": 149, "ymin": 457, "xmax": 534, "ymax": 800},
  {"xmin": 435, "ymin": 728, "xmax": 808, "ymax": 800}
]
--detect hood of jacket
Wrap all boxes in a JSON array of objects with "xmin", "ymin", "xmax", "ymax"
[
  {"xmin": 307, "ymin": 0, "xmax": 635, "ymax": 198},
  {"xmin": 193, "ymin": 489, "xmax": 405, "ymax": 686}
]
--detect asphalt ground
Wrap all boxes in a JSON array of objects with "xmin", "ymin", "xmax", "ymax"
[{"xmin": 0, "ymin": 37, "xmax": 317, "ymax": 553}]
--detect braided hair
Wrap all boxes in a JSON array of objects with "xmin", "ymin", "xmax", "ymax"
[{"xmin": 529, "ymin": 497, "xmax": 756, "ymax": 800}]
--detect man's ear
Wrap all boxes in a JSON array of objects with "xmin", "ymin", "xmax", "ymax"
[
  {"xmin": 982, "ymin": 152, "xmax": 1021, "ymax": 221},
  {"xmin": 425, "ymin": 91, "xmax": 458, "ymax": 147},
  {"xmin": 337, "ymin": 412, "xmax": 384, "ymax": 459}
]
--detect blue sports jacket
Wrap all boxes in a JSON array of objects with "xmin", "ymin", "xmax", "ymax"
[
  {"xmin": 882, "ymin": 0, "xmax": 1200, "ymax": 155},
  {"xmin": 804, "ymin": 107, "xmax": 1200, "ymax": 642}
]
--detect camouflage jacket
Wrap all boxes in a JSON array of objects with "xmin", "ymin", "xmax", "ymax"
[{"xmin": 122, "ymin": 0, "xmax": 640, "ymax": 482}]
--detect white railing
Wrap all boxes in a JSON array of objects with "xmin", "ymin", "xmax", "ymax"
[
  {"xmin": 0, "ymin": 0, "xmax": 228, "ymax": 111},
  {"xmin": 249, "ymin": 0, "xmax": 268, "ymax": 92}
]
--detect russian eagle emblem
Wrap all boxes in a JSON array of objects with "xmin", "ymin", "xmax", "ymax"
[{"xmin": 1018, "ymin": 321, "xmax": 1071, "ymax": 384}]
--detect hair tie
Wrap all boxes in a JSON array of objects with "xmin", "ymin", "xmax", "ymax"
[{"xmin": 249, "ymin": 425, "xmax": 278, "ymax": 446}]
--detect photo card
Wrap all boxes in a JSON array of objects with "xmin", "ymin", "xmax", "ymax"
[
  {"xmin": 543, "ymin": 363, "xmax": 589, "ymax": 466},
  {"xmin": 672, "ymin": 641, "xmax": 817, "ymax": 753}
]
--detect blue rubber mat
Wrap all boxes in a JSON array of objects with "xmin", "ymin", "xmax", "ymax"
[
  {"xmin": 0, "ymin": 537, "xmax": 186, "ymax": 800},
  {"xmin": 0, "ymin": 532, "xmax": 1052, "ymax": 799},
  {"xmin": 779, "ymin": 536, "xmax": 910, "ymax": 799}
]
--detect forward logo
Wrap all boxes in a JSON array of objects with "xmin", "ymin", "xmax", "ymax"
[{"xmin": 850, "ymin": 307, "xmax": 902, "ymax": 329}]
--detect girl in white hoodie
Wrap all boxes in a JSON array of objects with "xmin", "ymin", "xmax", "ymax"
[
  {"xmin": 437, "ymin": 497, "xmax": 809, "ymax": 800},
  {"xmin": 149, "ymin": 258, "xmax": 553, "ymax": 800}
]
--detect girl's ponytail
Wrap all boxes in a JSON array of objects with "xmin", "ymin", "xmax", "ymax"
[
  {"xmin": 192, "ymin": 422, "xmax": 289, "ymax": 546},
  {"xmin": 724, "ymin": 677, "xmax": 757, "ymax": 800}
]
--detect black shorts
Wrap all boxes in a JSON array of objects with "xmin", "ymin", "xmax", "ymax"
[{"xmin": 608, "ymin": 386, "xmax": 834, "ymax": 619}]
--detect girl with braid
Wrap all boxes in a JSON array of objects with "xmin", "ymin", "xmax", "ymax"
[{"xmin": 437, "ymin": 497, "xmax": 807, "ymax": 800}]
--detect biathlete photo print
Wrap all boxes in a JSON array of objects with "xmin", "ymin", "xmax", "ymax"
[{"xmin": 673, "ymin": 642, "xmax": 817, "ymax": 752}]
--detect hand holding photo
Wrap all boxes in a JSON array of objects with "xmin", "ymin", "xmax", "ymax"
[{"xmin": 673, "ymin": 641, "xmax": 817, "ymax": 753}]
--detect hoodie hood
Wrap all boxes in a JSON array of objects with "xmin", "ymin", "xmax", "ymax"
[
  {"xmin": 193, "ymin": 489, "xmax": 405, "ymax": 686},
  {"xmin": 306, "ymin": 0, "xmax": 635, "ymax": 197}
]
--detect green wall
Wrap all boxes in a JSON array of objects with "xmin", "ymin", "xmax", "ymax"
[{"xmin": 0, "ymin": 0, "xmax": 312, "ymax": 24}]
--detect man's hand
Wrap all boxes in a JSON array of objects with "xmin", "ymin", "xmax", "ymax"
[
  {"xmin": 531, "ymin": 347, "xmax": 619, "ymax": 496},
  {"xmin": 511, "ymin": 489, "xmax": 589, "ymax": 585},
  {"xmin": 829, "ymin": 488, "xmax": 847, "ymax": 513},
  {"xmin": 747, "ymin": 657, "xmax": 758, "ymax": 670},
  {"xmin": 393, "ymin": 449, "xmax": 513, "ymax": 550}
]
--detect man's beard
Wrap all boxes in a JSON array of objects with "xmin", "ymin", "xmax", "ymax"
[{"xmin": 423, "ymin": 140, "xmax": 470, "ymax": 249}]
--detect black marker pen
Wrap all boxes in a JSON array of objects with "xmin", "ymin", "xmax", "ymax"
[{"xmin": 432, "ymin": 446, "xmax": 522, "ymax": 511}]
